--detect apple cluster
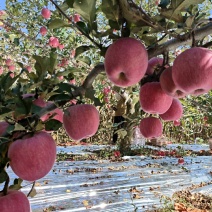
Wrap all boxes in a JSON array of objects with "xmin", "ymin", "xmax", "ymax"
[{"xmin": 104, "ymin": 37, "xmax": 212, "ymax": 139}]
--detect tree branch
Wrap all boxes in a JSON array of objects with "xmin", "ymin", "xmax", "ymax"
[
  {"xmin": 49, "ymin": 0, "xmax": 102, "ymax": 50},
  {"xmin": 82, "ymin": 63, "xmax": 105, "ymax": 89},
  {"xmin": 118, "ymin": 0, "xmax": 179, "ymax": 39},
  {"xmin": 18, "ymin": 63, "xmax": 105, "ymax": 126},
  {"xmin": 148, "ymin": 22, "xmax": 212, "ymax": 58},
  {"xmin": 0, "ymin": 19, "xmax": 42, "ymax": 47}
]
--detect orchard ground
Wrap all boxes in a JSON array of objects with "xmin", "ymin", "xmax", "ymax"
[{"xmin": 3, "ymin": 140, "xmax": 212, "ymax": 212}]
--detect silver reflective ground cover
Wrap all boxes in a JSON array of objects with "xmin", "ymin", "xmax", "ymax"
[{"xmin": 3, "ymin": 144, "xmax": 212, "ymax": 211}]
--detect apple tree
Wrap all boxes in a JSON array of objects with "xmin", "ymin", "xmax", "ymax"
[{"xmin": 0, "ymin": 0, "xmax": 212, "ymax": 208}]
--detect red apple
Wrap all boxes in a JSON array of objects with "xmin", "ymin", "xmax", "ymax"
[
  {"xmin": 5, "ymin": 59, "xmax": 12, "ymax": 66},
  {"xmin": 172, "ymin": 47, "xmax": 212, "ymax": 95},
  {"xmin": 41, "ymin": 102, "xmax": 63, "ymax": 123},
  {"xmin": 160, "ymin": 67, "xmax": 186, "ymax": 98},
  {"xmin": 114, "ymin": 150, "xmax": 121, "ymax": 157},
  {"xmin": 73, "ymin": 14, "xmax": 81, "ymax": 23},
  {"xmin": 49, "ymin": 37, "xmax": 59, "ymax": 48},
  {"xmin": 139, "ymin": 117, "xmax": 163, "ymax": 139},
  {"xmin": 173, "ymin": 120, "xmax": 181, "ymax": 126},
  {"xmin": 40, "ymin": 26, "xmax": 47, "ymax": 36},
  {"xmin": 146, "ymin": 57, "xmax": 163, "ymax": 75},
  {"xmin": 8, "ymin": 131, "xmax": 56, "ymax": 181},
  {"xmin": 10, "ymin": 72, "xmax": 15, "ymax": 78},
  {"xmin": 58, "ymin": 44, "xmax": 65, "ymax": 50},
  {"xmin": 41, "ymin": 8, "xmax": 51, "ymax": 19},
  {"xmin": 104, "ymin": 37, "xmax": 148, "ymax": 87},
  {"xmin": 63, "ymin": 104, "xmax": 100, "ymax": 141},
  {"xmin": 33, "ymin": 97, "xmax": 47, "ymax": 107},
  {"xmin": 70, "ymin": 49, "xmax": 76, "ymax": 58},
  {"xmin": 178, "ymin": 157, "xmax": 184, "ymax": 164},
  {"xmin": 26, "ymin": 66, "xmax": 32, "ymax": 72},
  {"xmin": 160, "ymin": 98, "xmax": 183, "ymax": 121},
  {"xmin": 8, "ymin": 65, "xmax": 15, "ymax": 71},
  {"xmin": 139, "ymin": 82, "xmax": 173, "ymax": 114},
  {"xmin": 0, "ymin": 190, "xmax": 31, "ymax": 212}
]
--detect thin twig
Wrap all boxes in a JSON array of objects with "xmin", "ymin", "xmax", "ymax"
[
  {"xmin": 27, "ymin": 181, "xmax": 35, "ymax": 197},
  {"xmin": 2, "ymin": 176, "xmax": 10, "ymax": 195},
  {"xmin": 49, "ymin": 0, "xmax": 102, "ymax": 49}
]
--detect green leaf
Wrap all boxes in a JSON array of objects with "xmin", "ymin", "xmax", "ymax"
[
  {"xmin": 76, "ymin": 21, "xmax": 90, "ymax": 34},
  {"xmin": 33, "ymin": 54, "xmax": 58, "ymax": 79},
  {"xmin": 45, "ymin": 119, "xmax": 62, "ymax": 131},
  {"xmin": 13, "ymin": 38, "xmax": 20, "ymax": 46},
  {"xmin": 49, "ymin": 94, "xmax": 71, "ymax": 102},
  {"xmin": 75, "ymin": 45, "xmax": 94, "ymax": 58},
  {"xmin": 161, "ymin": 0, "xmax": 204, "ymax": 23},
  {"xmin": 49, "ymin": 52, "xmax": 58, "ymax": 74},
  {"xmin": 16, "ymin": 62, "xmax": 24, "ymax": 69},
  {"xmin": 0, "ymin": 170, "xmax": 8, "ymax": 183},
  {"xmin": 65, "ymin": 0, "xmax": 75, "ymax": 8},
  {"xmin": 171, "ymin": 0, "xmax": 204, "ymax": 11},
  {"xmin": 159, "ymin": 0, "xmax": 170, "ymax": 8},
  {"xmin": 0, "ymin": 72, "xmax": 21, "ymax": 93},
  {"xmin": 0, "ymin": 107, "xmax": 12, "ymax": 119},
  {"xmin": 76, "ymin": 56, "xmax": 91, "ymax": 66},
  {"xmin": 185, "ymin": 15, "xmax": 195, "ymax": 28},
  {"xmin": 101, "ymin": 0, "xmax": 119, "ymax": 21},
  {"xmin": 73, "ymin": 0, "xmax": 96, "ymax": 25},
  {"xmin": 109, "ymin": 20, "xmax": 120, "ymax": 30},
  {"xmin": 48, "ymin": 19, "xmax": 69, "ymax": 29},
  {"xmin": 57, "ymin": 83, "xmax": 75, "ymax": 93},
  {"xmin": 33, "ymin": 55, "xmax": 48, "ymax": 81}
]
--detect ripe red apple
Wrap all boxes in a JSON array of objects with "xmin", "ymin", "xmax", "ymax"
[
  {"xmin": 58, "ymin": 44, "xmax": 65, "ymax": 50},
  {"xmin": 33, "ymin": 96, "xmax": 46, "ymax": 107},
  {"xmin": 5, "ymin": 59, "xmax": 12, "ymax": 66},
  {"xmin": 160, "ymin": 67, "xmax": 186, "ymax": 98},
  {"xmin": 0, "ymin": 190, "xmax": 31, "ymax": 212},
  {"xmin": 173, "ymin": 120, "xmax": 181, "ymax": 126},
  {"xmin": 40, "ymin": 26, "xmax": 47, "ymax": 36},
  {"xmin": 41, "ymin": 8, "xmax": 51, "ymax": 19},
  {"xmin": 160, "ymin": 98, "xmax": 183, "ymax": 121},
  {"xmin": 139, "ymin": 82, "xmax": 173, "ymax": 114},
  {"xmin": 63, "ymin": 104, "xmax": 100, "ymax": 141},
  {"xmin": 8, "ymin": 65, "xmax": 15, "ymax": 71},
  {"xmin": 104, "ymin": 37, "xmax": 148, "ymax": 87},
  {"xmin": 178, "ymin": 157, "xmax": 184, "ymax": 164},
  {"xmin": 139, "ymin": 117, "xmax": 163, "ymax": 138},
  {"xmin": 8, "ymin": 131, "xmax": 56, "ymax": 181},
  {"xmin": 73, "ymin": 14, "xmax": 81, "ymax": 23},
  {"xmin": 70, "ymin": 49, "xmax": 76, "ymax": 58},
  {"xmin": 10, "ymin": 72, "xmax": 15, "ymax": 78},
  {"xmin": 26, "ymin": 66, "xmax": 32, "ymax": 72},
  {"xmin": 172, "ymin": 47, "xmax": 212, "ymax": 95},
  {"xmin": 146, "ymin": 57, "xmax": 163, "ymax": 75},
  {"xmin": 0, "ymin": 121, "xmax": 9, "ymax": 136},
  {"xmin": 49, "ymin": 37, "xmax": 59, "ymax": 48},
  {"xmin": 41, "ymin": 102, "xmax": 63, "ymax": 123}
]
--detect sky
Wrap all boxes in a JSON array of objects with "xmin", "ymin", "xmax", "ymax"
[{"xmin": 0, "ymin": 0, "xmax": 5, "ymax": 10}]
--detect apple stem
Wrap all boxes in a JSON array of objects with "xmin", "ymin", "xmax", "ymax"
[
  {"xmin": 2, "ymin": 176, "xmax": 10, "ymax": 195},
  {"xmin": 27, "ymin": 181, "xmax": 35, "ymax": 197}
]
